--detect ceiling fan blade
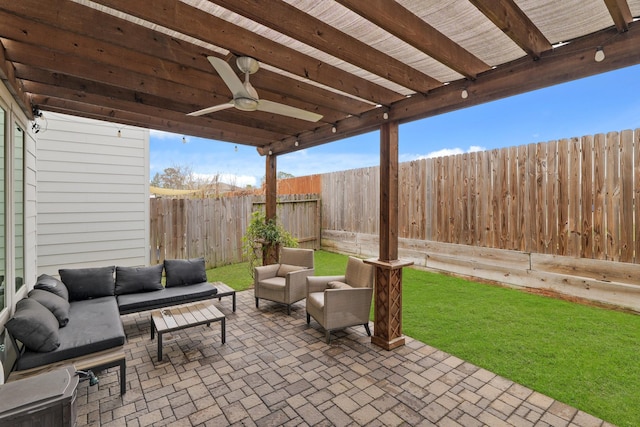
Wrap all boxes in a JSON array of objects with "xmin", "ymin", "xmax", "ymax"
[
  {"xmin": 187, "ymin": 102, "xmax": 234, "ymax": 117},
  {"xmin": 256, "ymin": 100, "xmax": 323, "ymax": 122},
  {"xmin": 207, "ymin": 56, "xmax": 251, "ymax": 99}
]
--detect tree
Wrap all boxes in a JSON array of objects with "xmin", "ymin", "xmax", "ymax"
[{"xmin": 151, "ymin": 164, "xmax": 195, "ymax": 189}]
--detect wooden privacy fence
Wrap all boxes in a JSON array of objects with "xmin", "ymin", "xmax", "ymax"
[
  {"xmin": 320, "ymin": 129, "xmax": 640, "ymax": 264},
  {"xmin": 150, "ymin": 194, "xmax": 320, "ymax": 267}
]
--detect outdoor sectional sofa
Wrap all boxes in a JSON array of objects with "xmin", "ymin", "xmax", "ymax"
[{"xmin": 5, "ymin": 257, "xmax": 218, "ymax": 394}]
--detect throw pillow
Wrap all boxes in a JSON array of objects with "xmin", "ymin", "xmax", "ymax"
[
  {"xmin": 6, "ymin": 298, "xmax": 60, "ymax": 352},
  {"xmin": 34, "ymin": 273, "xmax": 69, "ymax": 301},
  {"xmin": 59, "ymin": 266, "xmax": 115, "ymax": 301},
  {"xmin": 276, "ymin": 264, "xmax": 305, "ymax": 277},
  {"xmin": 115, "ymin": 264, "xmax": 164, "ymax": 295},
  {"xmin": 327, "ymin": 281, "xmax": 352, "ymax": 290},
  {"xmin": 28, "ymin": 289, "xmax": 71, "ymax": 327},
  {"xmin": 164, "ymin": 258, "xmax": 207, "ymax": 287}
]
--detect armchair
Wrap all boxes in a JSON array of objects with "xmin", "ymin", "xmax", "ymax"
[
  {"xmin": 254, "ymin": 247, "xmax": 315, "ymax": 315},
  {"xmin": 306, "ymin": 256, "xmax": 374, "ymax": 343}
]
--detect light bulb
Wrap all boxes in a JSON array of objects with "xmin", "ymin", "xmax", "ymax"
[
  {"xmin": 461, "ymin": 89, "xmax": 469, "ymax": 99},
  {"xmin": 383, "ymin": 112, "xmax": 389, "ymax": 120},
  {"xmin": 594, "ymin": 48, "xmax": 605, "ymax": 62}
]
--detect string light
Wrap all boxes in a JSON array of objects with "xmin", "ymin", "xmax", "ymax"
[
  {"xmin": 594, "ymin": 47, "xmax": 605, "ymax": 62},
  {"xmin": 461, "ymin": 89, "xmax": 469, "ymax": 99}
]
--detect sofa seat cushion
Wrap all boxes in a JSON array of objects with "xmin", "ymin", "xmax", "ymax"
[
  {"xmin": 117, "ymin": 282, "xmax": 218, "ymax": 314},
  {"xmin": 258, "ymin": 277, "xmax": 285, "ymax": 291},
  {"xmin": 15, "ymin": 296, "xmax": 125, "ymax": 371}
]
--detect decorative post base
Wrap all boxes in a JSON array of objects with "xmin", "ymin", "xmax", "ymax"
[{"xmin": 365, "ymin": 258, "xmax": 414, "ymax": 350}]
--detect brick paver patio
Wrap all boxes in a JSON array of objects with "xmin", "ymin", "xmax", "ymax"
[{"xmin": 75, "ymin": 290, "xmax": 613, "ymax": 426}]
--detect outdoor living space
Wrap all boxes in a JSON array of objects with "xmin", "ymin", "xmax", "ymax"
[{"xmin": 74, "ymin": 289, "xmax": 611, "ymax": 427}]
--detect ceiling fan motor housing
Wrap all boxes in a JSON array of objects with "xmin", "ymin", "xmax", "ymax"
[{"xmin": 236, "ymin": 56, "xmax": 259, "ymax": 74}]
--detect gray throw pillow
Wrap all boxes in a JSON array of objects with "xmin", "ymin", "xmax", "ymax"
[
  {"xmin": 6, "ymin": 298, "xmax": 60, "ymax": 352},
  {"xmin": 277, "ymin": 264, "xmax": 305, "ymax": 277},
  {"xmin": 34, "ymin": 273, "xmax": 69, "ymax": 301},
  {"xmin": 115, "ymin": 264, "xmax": 164, "ymax": 295},
  {"xmin": 164, "ymin": 258, "xmax": 207, "ymax": 287},
  {"xmin": 59, "ymin": 266, "xmax": 115, "ymax": 301},
  {"xmin": 28, "ymin": 289, "xmax": 71, "ymax": 327}
]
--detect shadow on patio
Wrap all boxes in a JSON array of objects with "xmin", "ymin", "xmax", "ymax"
[{"xmin": 75, "ymin": 290, "xmax": 610, "ymax": 426}]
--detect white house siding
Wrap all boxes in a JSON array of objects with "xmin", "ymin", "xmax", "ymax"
[{"xmin": 37, "ymin": 113, "xmax": 149, "ymax": 275}]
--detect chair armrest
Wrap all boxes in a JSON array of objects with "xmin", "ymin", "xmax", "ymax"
[
  {"xmin": 287, "ymin": 268, "xmax": 315, "ymax": 287},
  {"xmin": 324, "ymin": 287, "xmax": 373, "ymax": 327},
  {"xmin": 254, "ymin": 264, "xmax": 280, "ymax": 282},
  {"xmin": 306, "ymin": 275, "xmax": 346, "ymax": 294}
]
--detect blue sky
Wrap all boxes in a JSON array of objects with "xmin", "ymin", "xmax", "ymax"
[{"xmin": 150, "ymin": 64, "xmax": 640, "ymax": 188}]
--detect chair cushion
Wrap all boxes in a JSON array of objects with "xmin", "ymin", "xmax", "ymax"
[
  {"xmin": 164, "ymin": 258, "xmax": 207, "ymax": 287},
  {"xmin": 276, "ymin": 264, "xmax": 305, "ymax": 277},
  {"xmin": 115, "ymin": 264, "xmax": 164, "ymax": 295},
  {"xmin": 307, "ymin": 292, "xmax": 325, "ymax": 311},
  {"xmin": 258, "ymin": 277, "xmax": 286, "ymax": 290},
  {"xmin": 59, "ymin": 266, "xmax": 115, "ymax": 301},
  {"xmin": 28, "ymin": 289, "xmax": 71, "ymax": 327},
  {"xmin": 117, "ymin": 282, "xmax": 218, "ymax": 314},
  {"xmin": 6, "ymin": 298, "xmax": 60, "ymax": 353},
  {"xmin": 328, "ymin": 281, "xmax": 352, "ymax": 290},
  {"xmin": 34, "ymin": 273, "xmax": 69, "ymax": 301}
]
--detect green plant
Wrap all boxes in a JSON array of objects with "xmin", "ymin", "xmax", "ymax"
[{"xmin": 242, "ymin": 210, "xmax": 297, "ymax": 276}]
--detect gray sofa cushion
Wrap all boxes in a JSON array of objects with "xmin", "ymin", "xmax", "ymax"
[
  {"xmin": 117, "ymin": 282, "xmax": 218, "ymax": 314},
  {"xmin": 59, "ymin": 266, "xmax": 115, "ymax": 301},
  {"xmin": 164, "ymin": 258, "xmax": 207, "ymax": 287},
  {"xmin": 28, "ymin": 289, "xmax": 71, "ymax": 327},
  {"xmin": 15, "ymin": 296, "xmax": 125, "ymax": 371},
  {"xmin": 34, "ymin": 273, "xmax": 69, "ymax": 301},
  {"xmin": 6, "ymin": 298, "xmax": 60, "ymax": 353},
  {"xmin": 115, "ymin": 264, "xmax": 164, "ymax": 295}
]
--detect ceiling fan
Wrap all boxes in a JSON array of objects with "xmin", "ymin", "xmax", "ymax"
[{"xmin": 188, "ymin": 56, "xmax": 323, "ymax": 122}]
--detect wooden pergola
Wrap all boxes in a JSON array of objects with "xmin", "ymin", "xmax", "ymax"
[{"xmin": 1, "ymin": 0, "xmax": 639, "ymax": 349}]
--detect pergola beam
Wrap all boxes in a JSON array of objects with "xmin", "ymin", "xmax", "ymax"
[
  {"xmin": 603, "ymin": 0, "xmax": 634, "ymax": 32},
  {"xmin": 336, "ymin": 0, "xmax": 490, "ymax": 79},
  {"xmin": 468, "ymin": 0, "xmax": 552, "ymax": 59}
]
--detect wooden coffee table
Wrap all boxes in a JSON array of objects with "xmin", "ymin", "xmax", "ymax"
[{"xmin": 150, "ymin": 301, "xmax": 225, "ymax": 361}]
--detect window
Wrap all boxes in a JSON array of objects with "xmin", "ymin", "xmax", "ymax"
[
  {"xmin": 14, "ymin": 124, "xmax": 24, "ymax": 293},
  {"xmin": 0, "ymin": 109, "xmax": 4, "ymax": 310}
]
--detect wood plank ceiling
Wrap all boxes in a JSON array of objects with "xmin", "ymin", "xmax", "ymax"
[{"xmin": 0, "ymin": 0, "xmax": 639, "ymax": 156}]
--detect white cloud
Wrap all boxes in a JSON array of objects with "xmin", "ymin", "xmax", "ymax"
[
  {"xmin": 192, "ymin": 173, "xmax": 257, "ymax": 188},
  {"xmin": 149, "ymin": 129, "xmax": 182, "ymax": 140},
  {"xmin": 410, "ymin": 145, "xmax": 486, "ymax": 160}
]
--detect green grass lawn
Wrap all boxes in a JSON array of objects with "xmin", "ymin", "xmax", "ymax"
[{"xmin": 207, "ymin": 250, "xmax": 640, "ymax": 427}]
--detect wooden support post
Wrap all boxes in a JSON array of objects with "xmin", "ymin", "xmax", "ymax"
[
  {"xmin": 264, "ymin": 153, "xmax": 279, "ymax": 264},
  {"xmin": 366, "ymin": 121, "xmax": 413, "ymax": 350}
]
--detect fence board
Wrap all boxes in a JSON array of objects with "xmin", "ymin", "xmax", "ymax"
[
  {"xmin": 581, "ymin": 135, "xmax": 594, "ymax": 258},
  {"xmin": 605, "ymin": 132, "xmax": 620, "ymax": 260},
  {"xmin": 620, "ymin": 130, "xmax": 633, "ymax": 262},
  {"xmin": 593, "ymin": 134, "xmax": 606, "ymax": 259}
]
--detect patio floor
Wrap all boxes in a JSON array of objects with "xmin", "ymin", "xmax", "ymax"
[{"xmin": 75, "ymin": 290, "xmax": 612, "ymax": 426}]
